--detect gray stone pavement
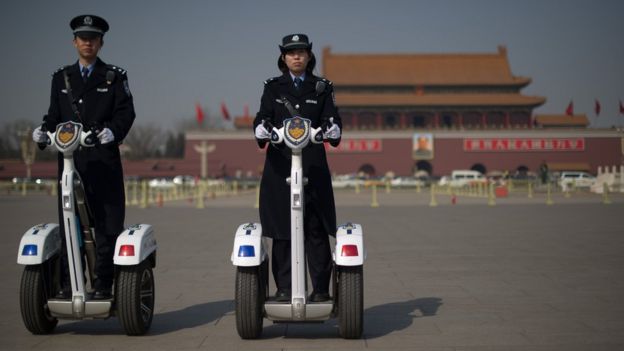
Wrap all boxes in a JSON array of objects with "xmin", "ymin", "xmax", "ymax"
[{"xmin": 1, "ymin": 190, "xmax": 623, "ymax": 350}]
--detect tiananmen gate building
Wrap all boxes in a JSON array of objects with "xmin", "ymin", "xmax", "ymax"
[{"xmin": 2, "ymin": 46, "xmax": 622, "ymax": 181}]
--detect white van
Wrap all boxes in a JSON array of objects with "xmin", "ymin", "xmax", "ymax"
[
  {"xmin": 558, "ymin": 171, "xmax": 596, "ymax": 190},
  {"xmin": 439, "ymin": 170, "xmax": 487, "ymax": 187}
]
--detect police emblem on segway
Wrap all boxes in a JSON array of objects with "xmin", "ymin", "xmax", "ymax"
[
  {"xmin": 284, "ymin": 116, "xmax": 310, "ymax": 146},
  {"xmin": 55, "ymin": 122, "xmax": 81, "ymax": 149}
]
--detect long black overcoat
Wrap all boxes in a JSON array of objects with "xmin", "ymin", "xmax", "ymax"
[
  {"xmin": 254, "ymin": 73, "xmax": 342, "ymax": 240},
  {"xmin": 44, "ymin": 57, "xmax": 135, "ymax": 236}
]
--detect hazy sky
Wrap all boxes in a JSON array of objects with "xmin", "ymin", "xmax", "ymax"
[{"xmin": 1, "ymin": 0, "xmax": 623, "ymax": 130}]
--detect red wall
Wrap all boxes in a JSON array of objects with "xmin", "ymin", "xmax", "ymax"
[{"xmin": 3, "ymin": 131, "xmax": 621, "ymax": 180}]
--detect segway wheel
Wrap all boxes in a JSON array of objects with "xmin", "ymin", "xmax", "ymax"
[
  {"xmin": 116, "ymin": 261, "xmax": 155, "ymax": 336},
  {"xmin": 235, "ymin": 264, "xmax": 266, "ymax": 339},
  {"xmin": 20, "ymin": 265, "xmax": 58, "ymax": 334},
  {"xmin": 337, "ymin": 265, "xmax": 363, "ymax": 339}
]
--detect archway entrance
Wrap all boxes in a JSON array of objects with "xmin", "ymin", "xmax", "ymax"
[
  {"xmin": 358, "ymin": 164, "xmax": 376, "ymax": 177},
  {"xmin": 413, "ymin": 160, "xmax": 432, "ymax": 176},
  {"xmin": 471, "ymin": 163, "xmax": 486, "ymax": 174}
]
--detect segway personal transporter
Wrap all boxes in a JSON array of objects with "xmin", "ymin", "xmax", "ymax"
[
  {"xmin": 231, "ymin": 117, "xmax": 365, "ymax": 339},
  {"xmin": 17, "ymin": 121, "xmax": 157, "ymax": 335}
]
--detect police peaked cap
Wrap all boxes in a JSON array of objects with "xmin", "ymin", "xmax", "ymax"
[
  {"xmin": 70, "ymin": 15, "xmax": 109, "ymax": 38},
  {"xmin": 279, "ymin": 34, "xmax": 312, "ymax": 53}
]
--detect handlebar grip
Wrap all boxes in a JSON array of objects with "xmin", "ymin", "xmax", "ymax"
[
  {"xmin": 81, "ymin": 124, "xmax": 102, "ymax": 147},
  {"xmin": 37, "ymin": 123, "xmax": 49, "ymax": 150},
  {"xmin": 262, "ymin": 119, "xmax": 275, "ymax": 132}
]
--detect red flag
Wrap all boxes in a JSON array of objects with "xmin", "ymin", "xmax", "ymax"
[
  {"xmin": 620, "ymin": 100, "xmax": 624, "ymax": 115},
  {"xmin": 220, "ymin": 101, "xmax": 230, "ymax": 120},
  {"xmin": 195, "ymin": 103, "xmax": 204, "ymax": 125},
  {"xmin": 565, "ymin": 101, "xmax": 574, "ymax": 116},
  {"xmin": 594, "ymin": 99, "xmax": 601, "ymax": 116}
]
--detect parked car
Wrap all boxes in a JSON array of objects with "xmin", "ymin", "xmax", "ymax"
[
  {"xmin": 148, "ymin": 178, "xmax": 175, "ymax": 189},
  {"xmin": 390, "ymin": 176, "xmax": 426, "ymax": 188},
  {"xmin": 332, "ymin": 174, "xmax": 365, "ymax": 189},
  {"xmin": 438, "ymin": 170, "xmax": 487, "ymax": 187},
  {"xmin": 173, "ymin": 175, "xmax": 197, "ymax": 187},
  {"xmin": 558, "ymin": 171, "xmax": 596, "ymax": 190}
]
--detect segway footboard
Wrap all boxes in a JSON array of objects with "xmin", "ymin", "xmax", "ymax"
[
  {"xmin": 17, "ymin": 223, "xmax": 61, "ymax": 265},
  {"xmin": 231, "ymin": 222, "xmax": 268, "ymax": 266},
  {"xmin": 114, "ymin": 224, "xmax": 157, "ymax": 266}
]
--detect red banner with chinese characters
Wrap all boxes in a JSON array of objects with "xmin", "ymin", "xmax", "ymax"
[
  {"xmin": 463, "ymin": 138, "xmax": 585, "ymax": 152},
  {"xmin": 325, "ymin": 139, "xmax": 382, "ymax": 153}
]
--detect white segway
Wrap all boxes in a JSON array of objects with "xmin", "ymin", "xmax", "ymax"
[
  {"xmin": 231, "ymin": 117, "xmax": 365, "ymax": 339},
  {"xmin": 17, "ymin": 121, "xmax": 157, "ymax": 335}
]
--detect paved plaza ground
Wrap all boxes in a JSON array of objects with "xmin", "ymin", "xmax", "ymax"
[{"xmin": 1, "ymin": 189, "xmax": 623, "ymax": 350}]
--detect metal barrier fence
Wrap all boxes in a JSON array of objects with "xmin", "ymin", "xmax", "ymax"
[
  {"xmin": 0, "ymin": 179, "xmax": 256, "ymax": 208},
  {"xmin": 334, "ymin": 178, "xmax": 622, "ymax": 207},
  {"xmin": 123, "ymin": 179, "xmax": 255, "ymax": 208},
  {"xmin": 0, "ymin": 180, "xmax": 57, "ymax": 196},
  {"xmin": 3, "ymin": 176, "xmax": 621, "ymax": 209}
]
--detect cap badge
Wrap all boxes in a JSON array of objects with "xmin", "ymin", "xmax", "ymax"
[
  {"xmin": 292, "ymin": 35, "xmax": 299, "ymax": 42},
  {"xmin": 84, "ymin": 16, "xmax": 93, "ymax": 25}
]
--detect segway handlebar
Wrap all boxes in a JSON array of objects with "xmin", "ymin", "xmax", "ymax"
[
  {"xmin": 262, "ymin": 117, "xmax": 327, "ymax": 147},
  {"xmin": 40, "ymin": 122, "xmax": 101, "ymax": 153}
]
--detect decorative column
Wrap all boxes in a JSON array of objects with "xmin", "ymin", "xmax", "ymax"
[
  {"xmin": 481, "ymin": 112, "xmax": 487, "ymax": 129},
  {"xmin": 434, "ymin": 111, "xmax": 440, "ymax": 129},
  {"xmin": 400, "ymin": 112, "xmax": 407, "ymax": 129},
  {"xmin": 376, "ymin": 112, "xmax": 383, "ymax": 130}
]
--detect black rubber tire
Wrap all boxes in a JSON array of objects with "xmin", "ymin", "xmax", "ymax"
[
  {"xmin": 116, "ymin": 262, "xmax": 155, "ymax": 336},
  {"xmin": 337, "ymin": 265, "xmax": 363, "ymax": 339},
  {"xmin": 235, "ymin": 266, "xmax": 264, "ymax": 339},
  {"xmin": 20, "ymin": 265, "xmax": 58, "ymax": 334}
]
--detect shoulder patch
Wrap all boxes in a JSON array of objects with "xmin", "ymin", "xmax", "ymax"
[
  {"xmin": 315, "ymin": 77, "xmax": 334, "ymax": 95},
  {"xmin": 52, "ymin": 65, "xmax": 70, "ymax": 76},
  {"xmin": 107, "ymin": 64, "xmax": 128, "ymax": 76},
  {"xmin": 263, "ymin": 76, "xmax": 279, "ymax": 85}
]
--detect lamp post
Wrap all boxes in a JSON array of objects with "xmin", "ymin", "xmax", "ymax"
[
  {"xmin": 194, "ymin": 140, "xmax": 216, "ymax": 179},
  {"xmin": 19, "ymin": 127, "xmax": 36, "ymax": 179}
]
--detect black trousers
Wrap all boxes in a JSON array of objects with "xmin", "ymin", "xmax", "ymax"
[
  {"xmin": 271, "ymin": 207, "xmax": 332, "ymax": 293},
  {"xmin": 57, "ymin": 156, "xmax": 125, "ymax": 291}
]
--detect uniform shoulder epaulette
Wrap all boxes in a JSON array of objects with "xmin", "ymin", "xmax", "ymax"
[
  {"xmin": 318, "ymin": 77, "xmax": 333, "ymax": 86},
  {"xmin": 52, "ymin": 65, "xmax": 70, "ymax": 76},
  {"xmin": 107, "ymin": 64, "xmax": 128, "ymax": 76},
  {"xmin": 263, "ymin": 76, "xmax": 279, "ymax": 85}
]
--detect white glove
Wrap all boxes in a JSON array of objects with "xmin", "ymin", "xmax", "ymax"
[
  {"xmin": 97, "ymin": 128, "xmax": 114, "ymax": 144},
  {"xmin": 323, "ymin": 118, "xmax": 341, "ymax": 140},
  {"xmin": 254, "ymin": 123, "xmax": 271, "ymax": 140},
  {"xmin": 32, "ymin": 126, "xmax": 47, "ymax": 143}
]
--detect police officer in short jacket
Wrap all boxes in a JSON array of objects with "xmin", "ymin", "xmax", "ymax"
[
  {"xmin": 32, "ymin": 15, "xmax": 135, "ymax": 300},
  {"xmin": 253, "ymin": 34, "xmax": 342, "ymax": 302}
]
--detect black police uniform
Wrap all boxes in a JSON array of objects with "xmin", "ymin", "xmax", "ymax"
[
  {"xmin": 43, "ymin": 15, "xmax": 135, "ymax": 296},
  {"xmin": 253, "ymin": 34, "xmax": 342, "ymax": 298}
]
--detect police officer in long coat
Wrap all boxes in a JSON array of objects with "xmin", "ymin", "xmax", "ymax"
[
  {"xmin": 32, "ymin": 15, "xmax": 135, "ymax": 300},
  {"xmin": 253, "ymin": 34, "xmax": 342, "ymax": 302}
]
